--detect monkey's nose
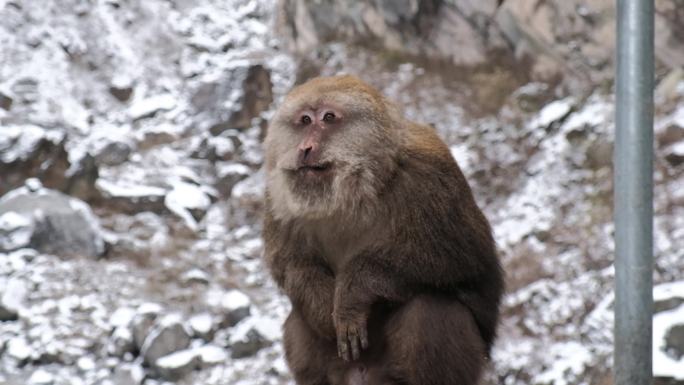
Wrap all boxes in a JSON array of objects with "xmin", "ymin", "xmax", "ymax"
[{"xmin": 297, "ymin": 145, "xmax": 316, "ymax": 167}]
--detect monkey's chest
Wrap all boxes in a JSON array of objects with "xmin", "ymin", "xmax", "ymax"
[{"xmin": 313, "ymin": 229, "xmax": 371, "ymax": 274}]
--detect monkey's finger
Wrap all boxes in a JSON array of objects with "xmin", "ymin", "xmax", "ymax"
[
  {"xmin": 337, "ymin": 331, "xmax": 350, "ymax": 361},
  {"xmin": 359, "ymin": 326, "xmax": 369, "ymax": 350},
  {"xmin": 349, "ymin": 331, "xmax": 360, "ymax": 361}
]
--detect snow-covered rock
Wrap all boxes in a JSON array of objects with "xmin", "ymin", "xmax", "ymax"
[
  {"xmin": 27, "ymin": 369, "xmax": 54, "ymax": 385},
  {"xmin": 207, "ymin": 289, "xmax": 252, "ymax": 327},
  {"xmin": 128, "ymin": 94, "xmax": 177, "ymax": 121},
  {"xmin": 154, "ymin": 348, "xmax": 199, "ymax": 380},
  {"xmin": 188, "ymin": 312, "xmax": 214, "ymax": 340},
  {"xmin": 6, "ymin": 336, "xmax": 32, "ymax": 362},
  {"xmin": 0, "ymin": 276, "xmax": 27, "ymax": 321},
  {"xmin": 131, "ymin": 303, "xmax": 163, "ymax": 351},
  {"xmin": 196, "ymin": 344, "xmax": 228, "ymax": 368},
  {"xmin": 0, "ymin": 181, "xmax": 105, "ymax": 257},
  {"xmin": 164, "ymin": 182, "xmax": 212, "ymax": 231},
  {"xmin": 229, "ymin": 326, "xmax": 269, "ymax": 359},
  {"xmin": 216, "ymin": 162, "xmax": 251, "ymax": 197},
  {"xmin": 140, "ymin": 314, "xmax": 191, "ymax": 367}
]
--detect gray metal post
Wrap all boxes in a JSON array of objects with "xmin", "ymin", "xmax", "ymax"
[{"xmin": 614, "ymin": 0, "xmax": 654, "ymax": 384}]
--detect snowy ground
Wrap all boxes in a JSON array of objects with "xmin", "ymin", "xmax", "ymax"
[{"xmin": 1, "ymin": 1, "xmax": 684, "ymax": 385}]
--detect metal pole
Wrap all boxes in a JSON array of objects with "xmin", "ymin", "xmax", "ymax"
[{"xmin": 614, "ymin": 0, "xmax": 654, "ymax": 384}]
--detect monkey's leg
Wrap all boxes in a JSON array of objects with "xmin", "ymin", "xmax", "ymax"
[
  {"xmin": 377, "ymin": 295, "xmax": 486, "ymax": 385},
  {"xmin": 284, "ymin": 309, "xmax": 340, "ymax": 385}
]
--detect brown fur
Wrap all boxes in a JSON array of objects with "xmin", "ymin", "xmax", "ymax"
[{"xmin": 263, "ymin": 75, "xmax": 503, "ymax": 385}]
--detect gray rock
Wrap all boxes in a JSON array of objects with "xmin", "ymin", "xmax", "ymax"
[
  {"xmin": 192, "ymin": 135, "xmax": 237, "ymax": 162},
  {"xmin": 664, "ymin": 142, "xmax": 684, "ymax": 167},
  {"xmin": 230, "ymin": 328, "xmax": 268, "ymax": 359},
  {"xmin": 131, "ymin": 303, "xmax": 163, "ymax": 351},
  {"xmin": 93, "ymin": 140, "xmax": 133, "ymax": 166},
  {"xmin": 214, "ymin": 289, "xmax": 251, "ymax": 328},
  {"xmin": 658, "ymin": 123, "xmax": 684, "ymax": 148},
  {"xmin": 0, "ymin": 182, "xmax": 105, "ymax": 257},
  {"xmin": 215, "ymin": 163, "xmax": 250, "ymax": 197},
  {"xmin": 664, "ymin": 323, "xmax": 684, "ymax": 360},
  {"xmin": 655, "ymin": 297, "xmax": 684, "ymax": 313},
  {"xmin": 140, "ymin": 315, "xmax": 191, "ymax": 366},
  {"xmin": 154, "ymin": 348, "xmax": 199, "ymax": 380},
  {"xmin": 0, "ymin": 89, "xmax": 13, "ymax": 110},
  {"xmin": 108, "ymin": 326, "xmax": 135, "ymax": 358},
  {"xmin": 191, "ymin": 64, "xmax": 273, "ymax": 136}
]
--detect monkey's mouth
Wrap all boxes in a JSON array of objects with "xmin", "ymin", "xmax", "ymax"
[{"xmin": 296, "ymin": 162, "xmax": 333, "ymax": 178}]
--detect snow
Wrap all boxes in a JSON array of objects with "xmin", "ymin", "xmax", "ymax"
[
  {"xmin": 219, "ymin": 290, "xmax": 251, "ymax": 312},
  {"xmin": 1, "ymin": 277, "xmax": 28, "ymax": 315},
  {"xmin": 189, "ymin": 313, "xmax": 213, "ymax": 336},
  {"xmin": 528, "ymin": 98, "xmax": 574, "ymax": 128},
  {"xmin": 655, "ymin": 282, "xmax": 684, "ymax": 302},
  {"xmin": 96, "ymin": 179, "xmax": 167, "ymax": 198},
  {"xmin": 671, "ymin": 141, "xmax": 684, "ymax": 155},
  {"xmin": 156, "ymin": 348, "xmax": 197, "ymax": 369},
  {"xmin": 196, "ymin": 344, "xmax": 228, "ymax": 365},
  {"xmin": 0, "ymin": 211, "xmax": 33, "ymax": 250},
  {"xmin": 0, "ymin": 125, "xmax": 64, "ymax": 163},
  {"xmin": 28, "ymin": 369, "xmax": 55, "ymax": 385},
  {"xmin": 164, "ymin": 181, "xmax": 211, "ymax": 231},
  {"xmin": 654, "ymin": 304, "xmax": 684, "ymax": 379},
  {"xmin": 7, "ymin": 337, "xmax": 32, "ymax": 361},
  {"xmin": 110, "ymin": 307, "xmax": 136, "ymax": 329},
  {"xmin": 77, "ymin": 357, "xmax": 96, "ymax": 372},
  {"xmin": 533, "ymin": 342, "xmax": 592, "ymax": 385},
  {"xmin": 128, "ymin": 93, "xmax": 177, "ymax": 120}
]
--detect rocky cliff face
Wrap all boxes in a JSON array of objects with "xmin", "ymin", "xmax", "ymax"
[
  {"xmin": 1, "ymin": 1, "xmax": 683, "ymax": 385},
  {"xmin": 278, "ymin": 0, "xmax": 684, "ymax": 86}
]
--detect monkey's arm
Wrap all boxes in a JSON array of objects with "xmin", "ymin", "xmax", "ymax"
[
  {"xmin": 264, "ymin": 213, "xmax": 336, "ymax": 339},
  {"xmin": 334, "ymin": 146, "xmax": 502, "ymax": 361}
]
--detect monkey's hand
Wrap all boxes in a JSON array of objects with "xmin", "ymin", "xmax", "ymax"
[{"xmin": 333, "ymin": 294, "xmax": 369, "ymax": 361}]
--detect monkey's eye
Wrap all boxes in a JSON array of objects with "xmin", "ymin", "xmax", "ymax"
[
  {"xmin": 300, "ymin": 115, "xmax": 312, "ymax": 125},
  {"xmin": 323, "ymin": 112, "xmax": 336, "ymax": 123}
]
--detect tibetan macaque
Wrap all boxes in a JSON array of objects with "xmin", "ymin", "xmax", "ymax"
[{"xmin": 263, "ymin": 75, "xmax": 503, "ymax": 385}]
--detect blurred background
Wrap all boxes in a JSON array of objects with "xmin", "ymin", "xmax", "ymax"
[{"xmin": 0, "ymin": 0, "xmax": 683, "ymax": 384}]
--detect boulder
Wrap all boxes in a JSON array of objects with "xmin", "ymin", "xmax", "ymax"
[
  {"xmin": 209, "ymin": 289, "xmax": 251, "ymax": 328},
  {"xmin": 191, "ymin": 64, "xmax": 273, "ymax": 136},
  {"xmin": 154, "ymin": 348, "xmax": 199, "ymax": 380},
  {"xmin": 187, "ymin": 312, "xmax": 214, "ymax": 341},
  {"xmin": 215, "ymin": 163, "xmax": 250, "ymax": 197},
  {"xmin": 131, "ymin": 303, "xmax": 163, "ymax": 351},
  {"xmin": 196, "ymin": 344, "xmax": 228, "ymax": 368},
  {"xmin": 230, "ymin": 327, "xmax": 268, "ymax": 359},
  {"xmin": 0, "ymin": 88, "xmax": 13, "ymax": 110},
  {"xmin": 0, "ymin": 181, "xmax": 105, "ymax": 257},
  {"xmin": 664, "ymin": 324, "xmax": 684, "ymax": 360},
  {"xmin": 0, "ymin": 277, "xmax": 27, "ymax": 321},
  {"xmin": 140, "ymin": 315, "xmax": 191, "ymax": 367}
]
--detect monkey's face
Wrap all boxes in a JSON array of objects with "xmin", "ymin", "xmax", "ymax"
[{"xmin": 264, "ymin": 76, "xmax": 401, "ymax": 220}]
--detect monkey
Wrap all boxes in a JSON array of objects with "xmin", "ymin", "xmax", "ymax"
[{"xmin": 262, "ymin": 75, "xmax": 503, "ymax": 385}]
